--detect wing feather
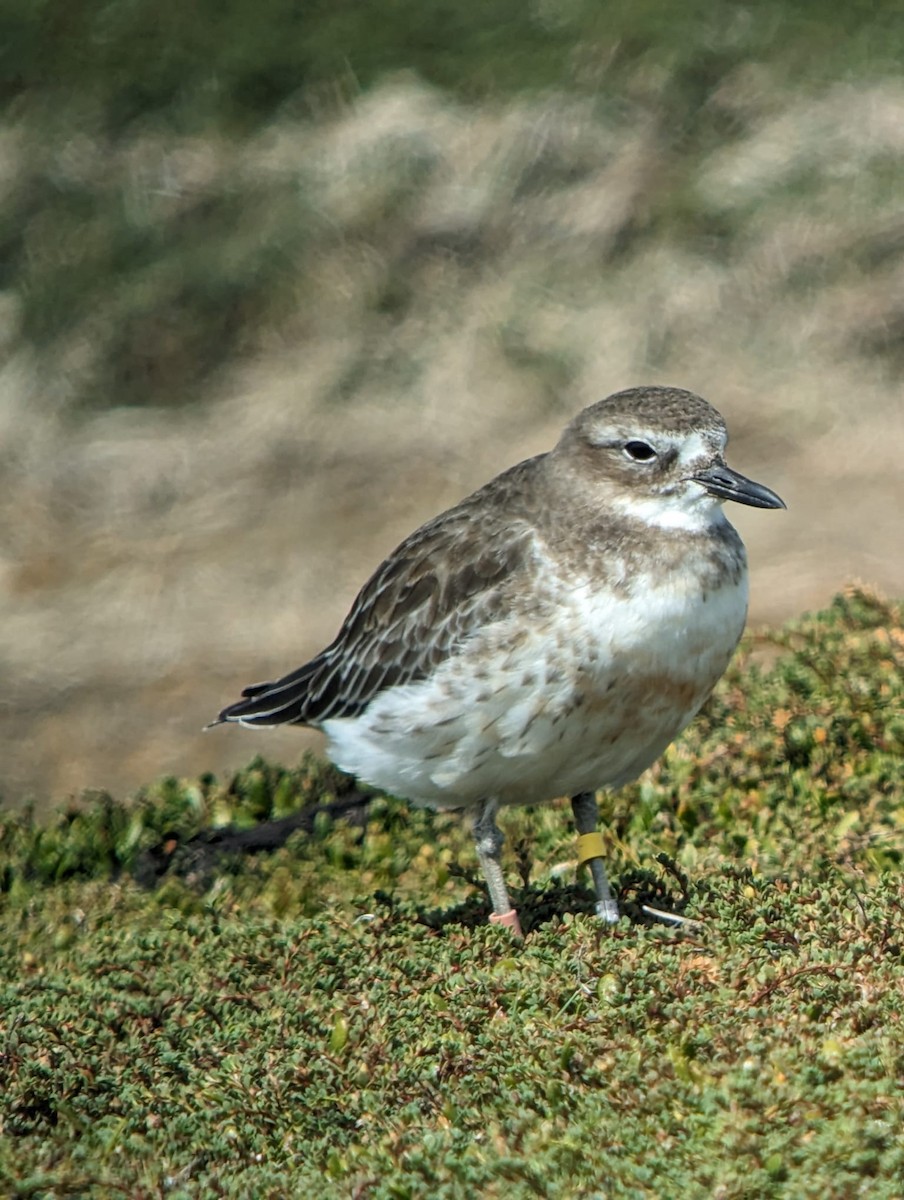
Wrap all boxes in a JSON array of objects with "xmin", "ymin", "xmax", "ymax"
[{"xmin": 215, "ymin": 457, "xmax": 545, "ymax": 728}]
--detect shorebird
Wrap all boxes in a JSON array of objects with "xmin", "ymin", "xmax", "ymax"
[{"xmin": 212, "ymin": 386, "xmax": 785, "ymax": 935}]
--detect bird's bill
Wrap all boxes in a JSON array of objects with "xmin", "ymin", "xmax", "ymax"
[{"xmin": 692, "ymin": 463, "xmax": 786, "ymax": 510}]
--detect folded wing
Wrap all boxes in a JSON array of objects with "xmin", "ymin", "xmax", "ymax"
[{"xmin": 214, "ymin": 460, "xmax": 542, "ymax": 728}]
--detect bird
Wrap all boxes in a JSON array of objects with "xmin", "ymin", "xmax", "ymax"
[{"xmin": 211, "ymin": 386, "xmax": 785, "ymax": 936}]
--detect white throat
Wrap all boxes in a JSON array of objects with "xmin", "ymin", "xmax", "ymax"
[{"xmin": 609, "ymin": 486, "xmax": 722, "ymax": 532}]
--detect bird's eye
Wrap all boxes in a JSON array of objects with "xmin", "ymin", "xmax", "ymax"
[{"xmin": 623, "ymin": 440, "xmax": 657, "ymax": 462}]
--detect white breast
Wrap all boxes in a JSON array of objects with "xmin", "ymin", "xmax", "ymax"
[{"xmin": 322, "ymin": 561, "xmax": 748, "ymax": 812}]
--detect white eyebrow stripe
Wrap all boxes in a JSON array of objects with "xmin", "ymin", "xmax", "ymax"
[
  {"xmin": 586, "ymin": 426, "xmax": 724, "ymax": 466},
  {"xmin": 587, "ymin": 425, "xmax": 665, "ymax": 449},
  {"xmin": 677, "ymin": 430, "xmax": 723, "ymax": 464}
]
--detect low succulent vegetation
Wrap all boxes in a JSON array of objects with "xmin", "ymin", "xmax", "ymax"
[{"xmin": 2, "ymin": 588, "xmax": 902, "ymax": 1196}]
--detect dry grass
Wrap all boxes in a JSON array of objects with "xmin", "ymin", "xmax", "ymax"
[{"xmin": 2, "ymin": 77, "xmax": 904, "ymax": 807}]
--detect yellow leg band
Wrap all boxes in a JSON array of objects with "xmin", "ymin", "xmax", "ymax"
[{"xmin": 577, "ymin": 831, "xmax": 605, "ymax": 868}]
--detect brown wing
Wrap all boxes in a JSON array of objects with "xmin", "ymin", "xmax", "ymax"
[{"xmin": 214, "ymin": 457, "xmax": 544, "ymax": 727}]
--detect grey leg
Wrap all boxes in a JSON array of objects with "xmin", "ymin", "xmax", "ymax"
[
  {"xmin": 571, "ymin": 792, "xmax": 619, "ymax": 924},
  {"xmin": 473, "ymin": 799, "xmax": 522, "ymax": 937}
]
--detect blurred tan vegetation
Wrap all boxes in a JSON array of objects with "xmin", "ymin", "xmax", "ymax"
[{"xmin": 2, "ymin": 2, "xmax": 904, "ymax": 807}]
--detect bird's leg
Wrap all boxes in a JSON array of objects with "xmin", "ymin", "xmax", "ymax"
[
  {"xmin": 571, "ymin": 791, "xmax": 620, "ymax": 924},
  {"xmin": 473, "ymin": 799, "xmax": 523, "ymax": 937}
]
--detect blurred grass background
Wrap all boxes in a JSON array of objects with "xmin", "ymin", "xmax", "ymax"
[{"xmin": 2, "ymin": 0, "xmax": 904, "ymax": 804}]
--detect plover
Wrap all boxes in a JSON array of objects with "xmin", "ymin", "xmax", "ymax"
[{"xmin": 213, "ymin": 386, "xmax": 785, "ymax": 936}]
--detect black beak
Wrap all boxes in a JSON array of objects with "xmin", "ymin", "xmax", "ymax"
[{"xmin": 693, "ymin": 462, "xmax": 786, "ymax": 510}]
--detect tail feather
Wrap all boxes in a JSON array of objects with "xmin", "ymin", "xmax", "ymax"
[
  {"xmin": 211, "ymin": 660, "xmax": 323, "ymax": 728},
  {"xmin": 239, "ymin": 680, "xmax": 277, "ymax": 700}
]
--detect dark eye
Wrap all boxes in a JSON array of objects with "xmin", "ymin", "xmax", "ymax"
[{"xmin": 623, "ymin": 440, "xmax": 657, "ymax": 462}]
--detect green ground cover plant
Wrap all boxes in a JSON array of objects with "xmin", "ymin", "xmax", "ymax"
[{"xmin": 1, "ymin": 588, "xmax": 902, "ymax": 1196}]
